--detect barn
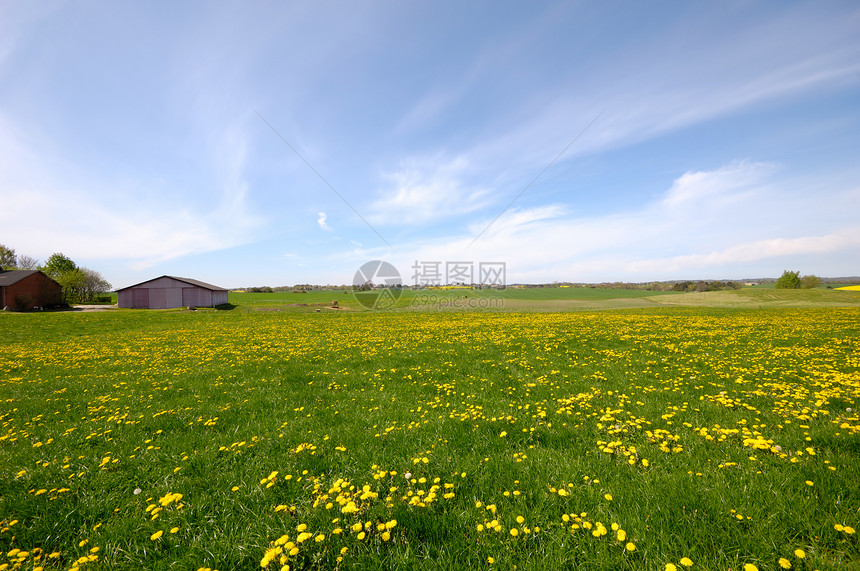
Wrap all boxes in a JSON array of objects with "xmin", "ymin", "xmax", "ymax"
[
  {"xmin": 117, "ymin": 275, "xmax": 228, "ymax": 309},
  {"xmin": 0, "ymin": 270, "xmax": 63, "ymax": 310}
]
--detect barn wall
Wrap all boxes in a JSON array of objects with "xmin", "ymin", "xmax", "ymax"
[
  {"xmin": 117, "ymin": 277, "xmax": 227, "ymax": 309},
  {"xmin": 2, "ymin": 274, "xmax": 62, "ymax": 309},
  {"xmin": 165, "ymin": 288, "xmax": 182, "ymax": 308},
  {"xmin": 118, "ymin": 288, "xmax": 151, "ymax": 308},
  {"xmin": 146, "ymin": 288, "xmax": 184, "ymax": 309},
  {"xmin": 182, "ymin": 287, "xmax": 210, "ymax": 307},
  {"xmin": 117, "ymin": 289, "xmax": 132, "ymax": 308}
]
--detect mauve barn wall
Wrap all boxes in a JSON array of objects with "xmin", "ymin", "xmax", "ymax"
[{"xmin": 118, "ymin": 277, "xmax": 226, "ymax": 309}]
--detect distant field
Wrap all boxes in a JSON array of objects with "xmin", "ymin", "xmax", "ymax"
[
  {"xmin": 2, "ymin": 306, "xmax": 859, "ymax": 569},
  {"xmin": 227, "ymin": 286, "xmax": 860, "ymax": 312}
]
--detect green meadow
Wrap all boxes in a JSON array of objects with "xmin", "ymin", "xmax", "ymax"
[{"xmin": 1, "ymin": 290, "xmax": 860, "ymax": 570}]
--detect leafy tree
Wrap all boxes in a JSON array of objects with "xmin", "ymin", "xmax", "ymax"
[
  {"xmin": 41, "ymin": 253, "xmax": 77, "ymax": 278},
  {"xmin": 0, "ymin": 244, "xmax": 15, "ymax": 269},
  {"xmin": 55, "ymin": 269, "xmax": 86, "ymax": 304},
  {"xmin": 801, "ymin": 275, "xmax": 821, "ymax": 289},
  {"xmin": 775, "ymin": 270, "xmax": 801, "ymax": 289}
]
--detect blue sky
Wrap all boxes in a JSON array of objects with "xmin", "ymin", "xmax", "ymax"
[{"xmin": 1, "ymin": 1, "xmax": 858, "ymax": 288}]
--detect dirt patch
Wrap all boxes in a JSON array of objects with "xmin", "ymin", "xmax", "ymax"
[{"xmin": 71, "ymin": 304, "xmax": 117, "ymax": 311}]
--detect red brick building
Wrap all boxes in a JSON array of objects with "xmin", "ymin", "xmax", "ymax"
[{"xmin": 0, "ymin": 270, "xmax": 63, "ymax": 310}]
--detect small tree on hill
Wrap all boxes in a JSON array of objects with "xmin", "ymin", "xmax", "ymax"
[
  {"xmin": 801, "ymin": 275, "xmax": 821, "ymax": 289},
  {"xmin": 775, "ymin": 270, "xmax": 801, "ymax": 289}
]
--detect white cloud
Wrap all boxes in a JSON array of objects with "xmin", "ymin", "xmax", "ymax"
[
  {"xmin": 0, "ymin": 114, "xmax": 263, "ymax": 269},
  {"xmin": 624, "ymin": 228, "xmax": 860, "ymax": 274},
  {"xmin": 344, "ymin": 161, "xmax": 860, "ymax": 283},
  {"xmin": 455, "ymin": 7, "xmax": 860, "ymax": 175},
  {"xmin": 317, "ymin": 211, "xmax": 332, "ymax": 231},
  {"xmin": 662, "ymin": 161, "xmax": 774, "ymax": 209},
  {"xmin": 369, "ymin": 156, "xmax": 491, "ymax": 225}
]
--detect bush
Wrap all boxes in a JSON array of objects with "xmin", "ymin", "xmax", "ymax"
[
  {"xmin": 775, "ymin": 270, "xmax": 801, "ymax": 289},
  {"xmin": 13, "ymin": 294, "xmax": 35, "ymax": 310},
  {"xmin": 801, "ymin": 275, "xmax": 821, "ymax": 289}
]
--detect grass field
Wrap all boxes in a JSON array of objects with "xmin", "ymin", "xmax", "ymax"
[
  {"xmin": 1, "ymin": 298, "xmax": 859, "ymax": 570},
  {"xmin": 227, "ymin": 286, "xmax": 860, "ymax": 313}
]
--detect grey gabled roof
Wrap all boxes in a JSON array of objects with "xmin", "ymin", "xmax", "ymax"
[
  {"xmin": 116, "ymin": 275, "xmax": 227, "ymax": 292},
  {"xmin": 0, "ymin": 270, "xmax": 48, "ymax": 287}
]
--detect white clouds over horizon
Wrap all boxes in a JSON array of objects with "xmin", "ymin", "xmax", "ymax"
[
  {"xmin": 1, "ymin": 2, "xmax": 858, "ymax": 287},
  {"xmin": 344, "ymin": 160, "xmax": 860, "ymax": 284}
]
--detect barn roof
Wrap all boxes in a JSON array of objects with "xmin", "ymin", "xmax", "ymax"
[
  {"xmin": 116, "ymin": 275, "xmax": 228, "ymax": 292},
  {"xmin": 0, "ymin": 270, "xmax": 58, "ymax": 287}
]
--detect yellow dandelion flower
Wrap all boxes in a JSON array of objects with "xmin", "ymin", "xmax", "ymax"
[
  {"xmin": 625, "ymin": 542, "xmax": 636, "ymax": 552},
  {"xmin": 170, "ymin": 527, "xmax": 179, "ymax": 534},
  {"xmin": 778, "ymin": 558, "xmax": 791, "ymax": 569},
  {"xmin": 743, "ymin": 564, "xmax": 758, "ymax": 571},
  {"xmin": 150, "ymin": 530, "xmax": 163, "ymax": 540},
  {"xmin": 487, "ymin": 557, "xmax": 495, "ymax": 564},
  {"xmin": 794, "ymin": 549, "xmax": 805, "ymax": 559},
  {"xmin": 680, "ymin": 557, "xmax": 693, "ymax": 567},
  {"xmin": 604, "ymin": 493, "xmax": 613, "ymax": 501},
  {"xmin": 666, "ymin": 564, "xmax": 677, "ymax": 571},
  {"xmin": 510, "ymin": 528, "xmax": 519, "ymax": 537}
]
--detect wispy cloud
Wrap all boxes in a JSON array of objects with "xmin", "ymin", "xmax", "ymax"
[
  {"xmin": 317, "ymin": 211, "xmax": 332, "ymax": 232},
  {"xmin": 350, "ymin": 160, "xmax": 860, "ymax": 283},
  {"xmin": 662, "ymin": 160, "xmax": 775, "ymax": 209},
  {"xmin": 0, "ymin": 114, "xmax": 263, "ymax": 269},
  {"xmin": 624, "ymin": 228, "xmax": 860, "ymax": 274},
  {"xmin": 368, "ymin": 156, "xmax": 491, "ymax": 225}
]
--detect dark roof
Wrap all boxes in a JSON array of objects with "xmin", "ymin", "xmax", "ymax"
[
  {"xmin": 0, "ymin": 270, "xmax": 57, "ymax": 287},
  {"xmin": 117, "ymin": 275, "xmax": 227, "ymax": 292}
]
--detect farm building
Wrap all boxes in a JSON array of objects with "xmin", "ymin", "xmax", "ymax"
[
  {"xmin": 117, "ymin": 275, "xmax": 228, "ymax": 309},
  {"xmin": 0, "ymin": 270, "xmax": 63, "ymax": 310}
]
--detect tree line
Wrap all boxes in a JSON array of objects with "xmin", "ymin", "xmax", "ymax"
[
  {"xmin": 0, "ymin": 244, "xmax": 112, "ymax": 304},
  {"xmin": 774, "ymin": 270, "xmax": 820, "ymax": 289}
]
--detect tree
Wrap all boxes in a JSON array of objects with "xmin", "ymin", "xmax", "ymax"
[
  {"xmin": 775, "ymin": 270, "xmax": 801, "ymax": 289},
  {"xmin": 56, "ymin": 269, "xmax": 86, "ymax": 304},
  {"xmin": 0, "ymin": 244, "xmax": 15, "ymax": 269},
  {"xmin": 41, "ymin": 253, "xmax": 77, "ymax": 278},
  {"xmin": 79, "ymin": 268, "xmax": 112, "ymax": 301},
  {"xmin": 801, "ymin": 275, "xmax": 821, "ymax": 289},
  {"xmin": 15, "ymin": 255, "xmax": 39, "ymax": 270}
]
